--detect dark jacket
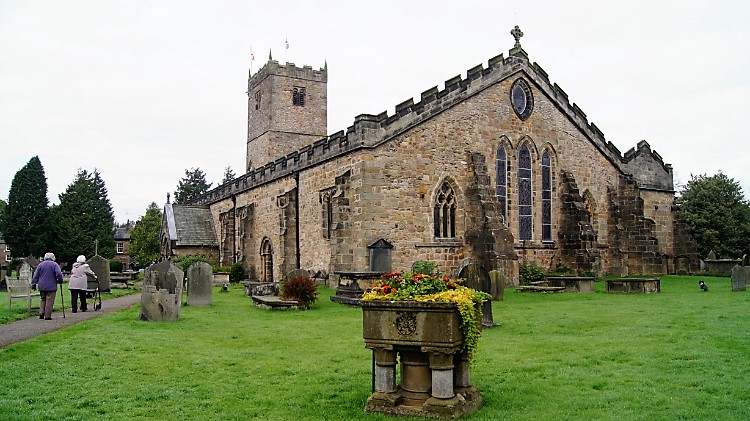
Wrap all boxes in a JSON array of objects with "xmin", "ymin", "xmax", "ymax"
[{"xmin": 32, "ymin": 259, "xmax": 64, "ymax": 292}]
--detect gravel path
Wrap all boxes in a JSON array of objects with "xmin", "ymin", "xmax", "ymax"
[{"xmin": 0, "ymin": 292, "xmax": 141, "ymax": 348}]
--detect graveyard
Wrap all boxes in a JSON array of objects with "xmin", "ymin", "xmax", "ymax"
[{"xmin": 1, "ymin": 275, "xmax": 748, "ymax": 420}]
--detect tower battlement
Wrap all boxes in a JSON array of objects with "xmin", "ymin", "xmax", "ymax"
[{"xmin": 249, "ymin": 60, "xmax": 327, "ymax": 87}]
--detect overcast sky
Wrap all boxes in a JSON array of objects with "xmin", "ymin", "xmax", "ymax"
[{"xmin": 1, "ymin": 0, "xmax": 748, "ymax": 224}]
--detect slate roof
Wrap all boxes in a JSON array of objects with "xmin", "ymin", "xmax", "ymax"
[
  {"xmin": 114, "ymin": 227, "xmax": 131, "ymax": 241},
  {"xmin": 164, "ymin": 204, "xmax": 218, "ymax": 247}
]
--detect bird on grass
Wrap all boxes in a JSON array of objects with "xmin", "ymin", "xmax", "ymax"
[{"xmin": 699, "ymin": 280, "xmax": 709, "ymax": 292}]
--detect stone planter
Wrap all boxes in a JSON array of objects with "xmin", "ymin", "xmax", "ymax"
[{"xmin": 362, "ymin": 300, "xmax": 483, "ymax": 419}]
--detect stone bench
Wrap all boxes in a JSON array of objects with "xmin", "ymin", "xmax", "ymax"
[{"xmin": 110, "ymin": 276, "xmax": 133, "ymax": 288}]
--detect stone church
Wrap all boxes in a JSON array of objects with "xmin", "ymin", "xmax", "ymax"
[{"xmin": 161, "ymin": 27, "xmax": 698, "ymax": 285}]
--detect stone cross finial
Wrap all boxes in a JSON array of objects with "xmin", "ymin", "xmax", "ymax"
[
  {"xmin": 511, "ymin": 25, "xmax": 524, "ymax": 49},
  {"xmin": 167, "ymin": 192, "xmax": 171, "ymax": 204},
  {"xmin": 95, "ymin": 239, "xmax": 99, "ymax": 256}
]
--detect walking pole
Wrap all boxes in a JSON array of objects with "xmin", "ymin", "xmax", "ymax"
[{"xmin": 60, "ymin": 283, "xmax": 66, "ymax": 319}]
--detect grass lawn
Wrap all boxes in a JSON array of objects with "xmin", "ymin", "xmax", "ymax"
[
  {"xmin": 0, "ymin": 283, "xmax": 137, "ymax": 324},
  {"xmin": 0, "ymin": 276, "xmax": 748, "ymax": 420}
]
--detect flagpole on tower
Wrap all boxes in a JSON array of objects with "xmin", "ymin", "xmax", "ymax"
[{"xmin": 250, "ymin": 45, "xmax": 255, "ymax": 74}]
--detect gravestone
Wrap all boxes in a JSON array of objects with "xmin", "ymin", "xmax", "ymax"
[
  {"xmin": 368, "ymin": 239, "xmax": 393, "ymax": 273},
  {"xmin": 458, "ymin": 262, "xmax": 496, "ymax": 327},
  {"xmin": 187, "ymin": 262, "xmax": 213, "ymax": 306},
  {"xmin": 88, "ymin": 255, "xmax": 111, "ymax": 293},
  {"xmin": 18, "ymin": 262, "xmax": 32, "ymax": 282},
  {"xmin": 489, "ymin": 270, "xmax": 505, "ymax": 301},
  {"xmin": 731, "ymin": 264, "xmax": 746, "ymax": 292},
  {"xmin": 140, "ymin": 261, "xmax": 183, "ymax": 321},
  {"xmin": 743, "ymin": 254, "xmax": 749, "ymax": 267},
  {"xmin": 285, "ymin": 269, "xmax": 310, "ymax": 281}
]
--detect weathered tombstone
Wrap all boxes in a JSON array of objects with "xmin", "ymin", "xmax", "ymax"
[
  {"xmin": 368, "ymin": 239, "xmax": 393, "ymax": 273},
  {"xmin": 18, "ymin": 262, "xmax": 32, "ymax": 282},
  {"xmin": 88, "ymin": 255, "xmax": 111, "ymax": 293},
  {"xmin": 743, "ymin": 254, "xmax": 749, "ymax": 267},
  {"xmin": 458, "ymin": 262, "xmax": 496, "ymax": 327},
  {"xmin": 489, "ymin": 270, "xmax": 505, "ymax": 301},
  {"xmin": 140, "ymin": 261, "xmax": 183, "ymax": 321},
  {"xmin": 707, "ymin": 250, "xmax": 717, "ymax": 260},
  {"xmin": 731, "ymin": 264, "xmax": 746, "ymax": 292},
  {"xmin": 187, "ymin": 262, "xmax": 213, "ymax": 306},
  {"xmin": 285, "ymin": 269, "xmax": 309, "ymax": 281}
]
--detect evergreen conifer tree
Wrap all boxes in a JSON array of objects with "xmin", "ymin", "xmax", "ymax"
[
  {"xmin": 54, "ymin": 169, "xmax": 115, "ymax": 265},
  {"xmin": 1, "ymin": 156, "xmax": 52, "ymax": 257},
  {"xmin": 174, "ymin": 167, "xmax": 212, "ymax": 204}
]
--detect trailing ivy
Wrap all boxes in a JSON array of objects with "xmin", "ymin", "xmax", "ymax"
[{"xmin": 362, "ymin": 270, "xmax": 490, "ymax": 361}]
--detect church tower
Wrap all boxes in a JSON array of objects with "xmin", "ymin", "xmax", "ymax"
[{"xmin": 246, "ymin": 57, "xmax": 328, "ymax": 171}]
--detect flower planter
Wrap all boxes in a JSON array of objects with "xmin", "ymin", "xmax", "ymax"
[{"xmin": 362, "ymin": 300, "xmax": 483, "ymax": 419}]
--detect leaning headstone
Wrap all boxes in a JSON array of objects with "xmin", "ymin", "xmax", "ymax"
[
  {"xmin": 140, "ymin": 261, "xmax": 183, "ymax": 321},
  {"xmin": 731, "ymin": 264, "xmax": 746, "ymax": 292},
  {"xmin": 458, "ymin": 262, "xmax": 496, "ymax": 327},
  {"xmin": 88, "ymin": 255, "xmax": 111, "ymax": 293},
  {"xmin": 187, "ymin": 262, "xmax": 213, "ymax": 306}
]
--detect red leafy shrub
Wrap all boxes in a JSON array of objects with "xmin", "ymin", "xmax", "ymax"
[{"xmin": 280, "ymin": 276, "xmax": 319, "ymax": 309}]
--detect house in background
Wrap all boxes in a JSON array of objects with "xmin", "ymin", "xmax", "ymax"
[
  {"xmin": 0, "ymin": 235, "xmax": 10, "ymax": 272},
  {"xmin": 113, "ymin": 222, "xmax": 134, "ymax": 270}
]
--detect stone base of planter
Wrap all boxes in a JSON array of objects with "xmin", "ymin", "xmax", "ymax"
[{"xmin": 365, "ymin": 386, "xmax": 483, "ymax": 419}]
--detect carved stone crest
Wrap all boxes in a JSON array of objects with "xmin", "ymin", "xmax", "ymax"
[{"xmin": 395, "ymin": 312, "xmax": 417, "ymax": 336}]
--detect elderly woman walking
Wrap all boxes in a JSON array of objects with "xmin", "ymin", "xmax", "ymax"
[
  {"xmin": 69, "ymin": 255, "xmax": 97, "ymax": 313},
  {"xmin": 31, "ymin": 252, "xmax": 64, "ymax": 320}
]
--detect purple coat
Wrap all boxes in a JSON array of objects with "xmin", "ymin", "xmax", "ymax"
[{"xmin": 31, "ymin": 259, "xmax": 64, "ymax": 292}]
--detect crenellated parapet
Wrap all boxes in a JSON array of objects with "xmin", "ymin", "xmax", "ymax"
[
  {"xmin": 248, "ymin": 59, "xmax": 327, "ymax": 87},
  {"xmin": 194, "ymin": 29, "xmax": 675, "ymax": 205}
]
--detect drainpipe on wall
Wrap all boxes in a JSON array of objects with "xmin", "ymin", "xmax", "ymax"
[
  {"xmin": 231, "ymin": 194, "xmax": 237, "ymax": 264},
  {"xmin": 294, "ymin": 171, "xmax": 301, "ymax": 269}
]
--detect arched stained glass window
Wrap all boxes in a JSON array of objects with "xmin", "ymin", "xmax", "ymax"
[
  {"xmin": 496, "ymin": 146, "xmax": 508, "ymax": 224},
  {"xmin": 434, "ymin": 182, "xmax": 457, "ymax": 238},
  {"xmin": 542, "ymin": 151, "xmax": 552, "ymax": 242},
  {"xmin": 518, "ymin": 146, "xmax": 532, "ymax": 240}
]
